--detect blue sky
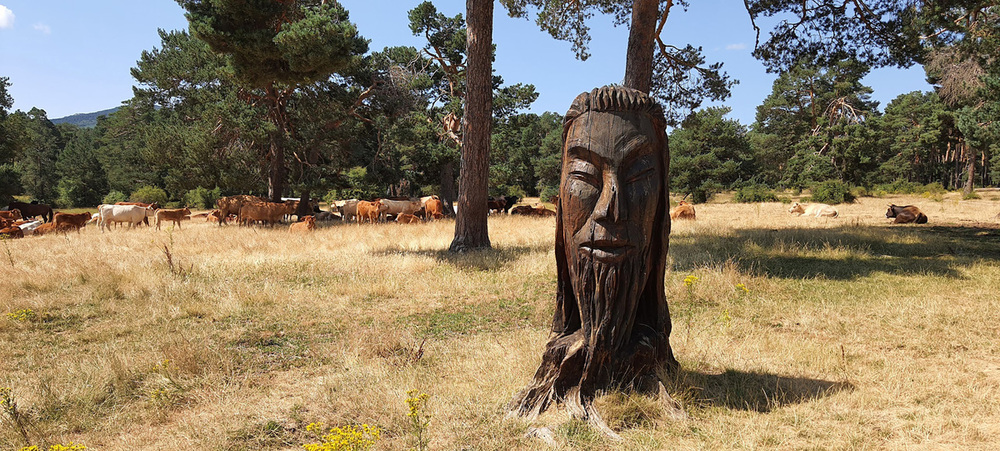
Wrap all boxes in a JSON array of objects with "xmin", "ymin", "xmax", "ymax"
[{"xmin": 0, "ymin": 0, "xmax": 931, "ymax": 126}]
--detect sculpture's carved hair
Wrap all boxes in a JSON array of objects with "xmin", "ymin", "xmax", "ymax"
[{"xmin": 563, "ymin": 85, "xmax": 667, "ymax": 141}]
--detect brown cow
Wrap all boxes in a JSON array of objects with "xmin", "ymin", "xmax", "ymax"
[
  {"xmin": 670, "ymin": 201, "xmax": 696, "ymax": 220},
  {"xmin": 155, "ymin": 208, "xmax": 192, "ymax": 230},
  {"xmin": 215, "ymin": 195, "xmax": 267, "ymax": 225},
  {"xmin": 424, "ymin": 198, "xmax": 444, "ymax": 221},
  {"xmin": 511, "ymin": 205, "xmax": 556, "ymax": 217},
  {"xmin": 886, "ymin": 204, "xmax": 928, "ymax": 224},
  {"xmin": 0, "ymin": 209, "xmax": 22, "ymax": 222},
  {"xmin": 396, "ymin": 213, "xmax": 421, "ymax": 224},
  {"xmin": 239, "ymin": 202, "xmax": 288, "ymax": 226},
  {"xmin": 289, "ymin": 215, "xmax": 316, "ymax": 232},
  {"xmin": 53, "ymin": 212, "xmax": 92, "ymax": 231},
  {"xmin": 356, "ymin": 200, "xmax": 385, "ymax": 224},
  {"xmin": 0, "ymin": 226, "xmax": 24, "ymax": 239},
  {"xmin": 33, "ymin": 222, "xmax": 77, "ymax": 236}
]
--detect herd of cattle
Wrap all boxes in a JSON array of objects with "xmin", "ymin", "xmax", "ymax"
[
  {"xmin": 0, "ymin": 194, "xmax": 562, "ymax": 238},
  {"xmin": 0, "ymin": 196, "xmax": 935, "ymax": 239}
]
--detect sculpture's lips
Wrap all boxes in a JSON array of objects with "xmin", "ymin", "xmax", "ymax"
[{"xmin": 580, "ymin": 240, "xmax": 632, "ymax": 262}]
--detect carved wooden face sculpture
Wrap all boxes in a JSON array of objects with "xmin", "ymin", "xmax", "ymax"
[{"xmin": 561, "ymin": 110, "xmax": 662, "ymax": 276}]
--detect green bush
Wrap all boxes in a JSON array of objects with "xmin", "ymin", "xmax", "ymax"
[
  {"xmin": 734, "ymin": 185, "xmax": 779, "ymax": 203},
  {"xmin": 874, "ymin": 179, "xmax": 924, "ymax": 195},
  {"xmin": 130, "ymin": 186, "xmax": 168, "ymax": 205},
  {"xmin": 923, "ymin": 182, "xmax": 946, "ymax": 195},
  {"xmin": 103, "ymin": 190, "xmax": 127, "ymax": 205},
  {"xmin": 810, "ymin": 180, "xmax": 856, "ymax": 204},
  {"xmin": 962, "ymin": 191, "xmax": 981, "ymax": 200},
  {"xmin": 183, "ymin": 186, "xmax": 221, "ymax": 209}
]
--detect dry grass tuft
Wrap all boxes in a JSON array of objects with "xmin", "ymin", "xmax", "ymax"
[{"xmin": 2, "ymin": 193, "xmax": 1000, "ymax": 449}]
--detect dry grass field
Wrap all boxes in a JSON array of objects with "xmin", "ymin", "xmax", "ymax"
[{"xmin": 3, "ymin": 193, "xmax": 1000, "ymax": 449}]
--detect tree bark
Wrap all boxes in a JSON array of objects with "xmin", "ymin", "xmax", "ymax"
[
  {"xmin": 623, "ymin": 0, "xmax": 659, "ymax": 93},
  {"xmin": 450, "ymin": 0, "xmax": 493, "ymax": 252},
  {"xmin": 964, "ymin": 147, "xmax": 975, "ymax": 195},
  {"xmin": 265, "ymin": 84, "xmax": 288, "ymax": 203},
  {"xmin": 440, "ymin": 159, "xmax": 457, "ymax": 216}
]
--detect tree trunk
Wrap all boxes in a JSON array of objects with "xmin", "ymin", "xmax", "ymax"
[
  {"xmin": 450, "ymin": 0, "xmax": 493, "ymax": 252},
  {"xmin": 265, "ymin": 84, "xmax": 288, "ymax": 203},
  {"xmin": 964, "ymin": 147, "xmax": 975, "ymax": 195},
  {"xmin": 440, "ymin": 159, "xmax": 457, "ymax": 216},
  {"xmin": 623, "ymin": 0, "xmax": 659, "ymax": 93},
  {"xmin": 295, "ymin": 190, "xmax": 312, "ymax": 220}
]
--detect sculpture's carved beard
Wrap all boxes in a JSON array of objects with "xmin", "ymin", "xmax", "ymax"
[{"xmin": 569, "ymin": 246, "xmax": 652, "ymax": 387}]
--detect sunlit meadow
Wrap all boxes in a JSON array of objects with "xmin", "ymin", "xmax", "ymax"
[{"xmin": 2, "ymin": 192, "xmax": 1000, "ymax": 449}]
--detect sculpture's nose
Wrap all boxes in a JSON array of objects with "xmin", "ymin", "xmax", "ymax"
[{"xmin": 593, "ymin": 172, "xmax": 626, "ymax": 223}]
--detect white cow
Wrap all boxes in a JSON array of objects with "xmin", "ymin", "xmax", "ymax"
[
  {"xmin": 335, "ymin": 199, "xmax": 359, "ymax": 222},
  {"xmin": 17, "ymin": 220, "xmax": 43, "ymax": 236},
  {"xmin": 99, "ymin": 204, "xmax": 153, "ymax": 231},
  {"xmin": 789, "ymin": 202, "xmax": 838, "ymax": 218},
  {"xmin": 379, "ymin": 198, "xmax": 422, "ymax": 221}
]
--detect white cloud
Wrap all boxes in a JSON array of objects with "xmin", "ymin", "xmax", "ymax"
[
  {"xmin": 725, "ymin": 43, "xmax": 747, "ymax": 51},
  {"xmin": 0, "ymin": 5, "xmax": 14, "ymax": 29},
  {"xmin": 33, "ymin": 22, "xmax": 50, "ymax": 34}
]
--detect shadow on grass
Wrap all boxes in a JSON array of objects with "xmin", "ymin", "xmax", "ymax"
[
  {"xmin": 372, "ymin": 244, "xmax": 551, "ymax": 271},
  {"xmin": 670, "ymin": 223, "xmax": 1000, "ymax": 280},
  {"xmin": 680, "ymin": 368, "xmax": 852, "ymax": 412}
]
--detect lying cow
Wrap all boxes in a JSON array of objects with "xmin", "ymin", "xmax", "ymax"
[
  {"xmin": 155, "ymin": 208, "xmax": 192, "ymax": 230},
  {"xmin": 670, "ymin": 201, "xmax": 696, "ymax": 220},
  {"xmin": 396, "ymin": 213, "xmax": 421, "ymax": 224},
  {"xmin": 34, "ymin": 222, "xmax": 79, "ymax": 236},
  {"xmin": 289, "ymin": 215, "xmax": 316, "ymax": 232},
  {"xmin": 789, "ymin": 202, "xmax": 838, "ymax": 218},
  {"xmin": 0, "ymin": 209, "xmax": 22, "ymax": 222},
  {"xmin": 0, "ymin": 226, "xmax": 24, "ymax": 239},
  {"xmin": 511, "ymin": 205, "xmax": 556, "ymax": 217},
  {"xmin": 886, "ymin": 204, "xmax": 927, "ymax": 224}
]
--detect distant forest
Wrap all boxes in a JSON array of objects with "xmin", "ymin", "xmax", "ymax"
[
  {"xmin": 51, "ymin": 108, "xmax": 120, "ymax": 129},
  {"xmin": 1, "ymin": 2, "xmax": 998, "ymax": 210}
]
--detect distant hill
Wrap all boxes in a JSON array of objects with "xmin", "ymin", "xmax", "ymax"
[{"xmin": 51, "ymin": 107, "xmax": 120, "ymax": 128}]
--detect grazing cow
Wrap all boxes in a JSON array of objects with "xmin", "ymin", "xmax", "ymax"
[
  {"xmin": 53, "ymin": 212, "xmax": 92, "ymax": 231},
  {"xmin": 215, "ymin": 195, "xmax": 267, "ymax": 225},
  {"xmin": 886, "ymin": 204, "xmax": 927, "ymax": 224},
  {"xmin": 396, "ymin": 213, "xmax": 421, "ymax": 224},
  {"xmin": 0, "ymin": 209, "xmax": 22, "ymax": 222},
  {"xmin": 7, "ymin": 202, "xmax": 53, "ymax": 223},
  {"xmin": 98, "ymin": 204, "xmax": 151, "ymax": 232},
  {"xmin": 356, "ymin": 200, "xmax": 385, "ymax": 224},
  {"xmin": 423, "ymin": 198, "xmax": 444, "ymax": 221},
  {"xmin": 289, "ymin": 215, "xmax": 316, "ymax": 232},
  {"xmin": 154, "ymin": 208, "xmax": 192, "ymax": 230},
  {"xmin": 670, "ymin": 201, "xmax": 696, "ymax": 220},
  {"xmin": 789, "ymin": 202, "xmax": 838, "ymax": 218},
  {"xmin": 488, "ymin": 197, "xmax": 506, "ymax": 214},
  {"xmin": 0, "ymin": 226, "xmax": 24, "ymax": 239},
  {"xmin": 502, "ymin": 196, "xmax": 520, "ymax": 214},
  {"xmin": 379, "ymin": 198, "xmax": 423, "ymax": 221},
  {"xmin": 239, "ymin": 202, "xmax": 290, "ymax": 226}
]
